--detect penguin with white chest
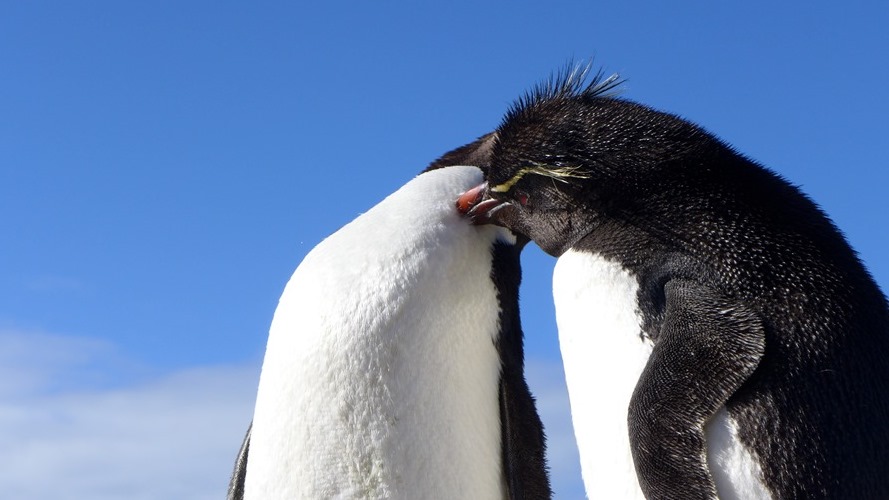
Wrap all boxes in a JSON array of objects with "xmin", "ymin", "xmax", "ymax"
[
  {"xmin": 459, "ymin": 69, "xmax": 889, "ymax": 499},
  {"xmin": 227, "ymin": 153, "xmax": 550, "ymax": 498}
]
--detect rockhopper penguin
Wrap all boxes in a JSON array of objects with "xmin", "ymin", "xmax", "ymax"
[
  {"xmin": 227, "ymin": 159, "xmax": 550, "ymax": 498},
  {"xmin": 458, "ymin": 68, "xmax": 889, "ymax": 499}
]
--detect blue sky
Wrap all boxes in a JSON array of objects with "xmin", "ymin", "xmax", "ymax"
[{"xmin": 2, "ymin": 2, "xmax": 887, "ymax": 498}]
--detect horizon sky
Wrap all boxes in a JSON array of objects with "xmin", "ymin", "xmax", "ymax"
[{"xmin": 2, "ymin": 2, "xmax": 888, "ymax": 498}]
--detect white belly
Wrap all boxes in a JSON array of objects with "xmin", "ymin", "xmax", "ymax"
[
  {"xmin": 554, "ymin": 250, "xmax": 650, "ymax": 499},
  {"xmin": 553, "ymin": 250, "xmax": 771, "ymax": 499}
]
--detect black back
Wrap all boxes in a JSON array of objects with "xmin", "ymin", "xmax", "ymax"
[
  {"xmin": 226, "ymin": 423, "xmax": 250, "ymax": 500},
  {"xmin": 424, "ymin": 132, "xmax": 498, "ymax": 173},
  {"xmin": 482, "ymin": 68, "xmax": 889, "ymax": 498}
]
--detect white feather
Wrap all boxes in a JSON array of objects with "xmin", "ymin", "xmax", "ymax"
[
  {"xmin": 553, "ymin": 250, "xmax": 650, "ymax": 499},
  {"xmin": 705, "ymin": 408, "xmax": 772, "ymax": 500},
  {"xmin": 246, "ymin": 166, "xmax": 512, "ymax": 499}
]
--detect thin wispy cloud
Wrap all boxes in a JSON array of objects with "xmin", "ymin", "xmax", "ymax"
[
  {"xmin": 0, "ymin": 330, "xmax": 257, "ymax": 500},
  {"xmin": 23, "ymin": 275, "xmax": 89, "ymax": 294}
]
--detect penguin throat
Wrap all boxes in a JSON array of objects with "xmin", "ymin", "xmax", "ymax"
[{"xmin": 545, "ymin": 220, "xmax": 598, "ymax": 258}]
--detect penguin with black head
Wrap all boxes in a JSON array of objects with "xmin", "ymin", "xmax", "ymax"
[
  {"xmin": 459, "ymin": 66, "xmax": 889, "ymax": 499},
  {"xmin": 226, "ymin": 137, "xmax": 550, "ymax": 499}
]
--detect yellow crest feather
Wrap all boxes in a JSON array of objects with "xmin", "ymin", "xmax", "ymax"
[{"xmin": 489, "ymin": 164, "xmax": 589, "ymax": 193}]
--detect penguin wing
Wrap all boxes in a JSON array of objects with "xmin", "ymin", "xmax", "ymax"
[
  {"xmin": 489, "ymin": 240, "xmax": 552, "ymax": 500},
  {"xmin": 226, "ymin": 422, "xmax": 251, "ymax": 500},
  {"xmin": 499, "ymin": 368, "xmax": 551, "ymax": 500},
  {"xmin": 627, "ymin": 278, "xmax": 765, "ymax": 499}
]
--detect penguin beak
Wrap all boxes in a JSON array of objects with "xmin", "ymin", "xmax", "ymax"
[{"xmin": 456, "ymin": 183, "xmax": 511, "ymax": 225}]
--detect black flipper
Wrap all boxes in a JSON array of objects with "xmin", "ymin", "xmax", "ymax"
[
  {"xmin": 492, "ymin": 241, "xmax": 552, "ymax": 499},
  {"xmin": 226, "ymin": 422, "xmax": 251, "ymax": 500},
  {"xmin": 499, "ymin": 363, "xmax": 551, "ymax": 499},
  {"xmin": 628, "ymin": 279, "xmax": 766, "ymax": 500}
]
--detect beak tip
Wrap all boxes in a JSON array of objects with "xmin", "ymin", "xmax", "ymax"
[
  {"xmin": 455, "ymin": 183, "xmax": 487, "ymax": 215},
  {"xmin": 456, "ymin": 182, "xmax": 511, "ymax": 226}
]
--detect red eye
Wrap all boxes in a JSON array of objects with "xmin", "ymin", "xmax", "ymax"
[{"xmin": 516, "ymin": 191, "xmax": 529, "ymax": 206}]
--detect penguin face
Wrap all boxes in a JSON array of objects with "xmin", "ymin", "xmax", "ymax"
[
  {"xmin": 458, "ymin": 70, "xmax": 717, "ymax": 257},
  {"xmin": 458, "ymin": 97, "xmax": 625, "ymax": 257},
  {"xmin": 470, "ymin": 160, "xmax": 594, "ymax": 258}
]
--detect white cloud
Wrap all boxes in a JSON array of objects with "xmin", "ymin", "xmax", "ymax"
[
  {"xmin": 0, "ymin": 330, "xmax": 116, "ymax": 397},
  {"xmin": 0, "ymin": 330, "xmax": 259, "ymax": 500},
  {"xmin": 0, "ymin": 331, "xmax": 585, "ymax": 499}
]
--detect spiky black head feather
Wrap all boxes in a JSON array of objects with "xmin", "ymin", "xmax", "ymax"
[{"xmin": 503, "ymin": 63, "xmax": 624, "ymax": 129}]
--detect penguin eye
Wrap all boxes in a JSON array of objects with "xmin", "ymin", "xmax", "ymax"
[{"xmin": 515, "ymin": 190, "xmax": 529, "ymax": 207}]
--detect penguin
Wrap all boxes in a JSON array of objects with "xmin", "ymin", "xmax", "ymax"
[
  {"xmin": 226, "ymin": 158, "xmax": 550, "ymax": 498},
  {"xmin": 457, "ymin": 67, "xmax": 889, "ymax": 499}
]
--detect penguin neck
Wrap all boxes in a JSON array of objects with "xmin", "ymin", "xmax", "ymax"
[{"xmin": 534, "ymin": 213, "xmax": 599, "ymax": 258}]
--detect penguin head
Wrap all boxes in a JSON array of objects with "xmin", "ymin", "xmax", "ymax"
[
  {"xmin": 426, "ymin": 132, "xmax": 530, "ymax": 249},
  {"xmin": 458, "ymin": 66, "xmax": 723, "ymax": 256}
]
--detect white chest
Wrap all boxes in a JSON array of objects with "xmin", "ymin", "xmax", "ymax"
[{"xmin": 553, "ymin": 250, "xmax": 651, "ymax": 499}]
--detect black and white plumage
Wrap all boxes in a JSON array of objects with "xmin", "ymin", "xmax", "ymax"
[
  {"xmin": 459, "ymin": 67, "xmax": 889, "ymax": 499},
  {"xmin": 227, "ymin": 160, "xmax": 550, "ymax": 499}
]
